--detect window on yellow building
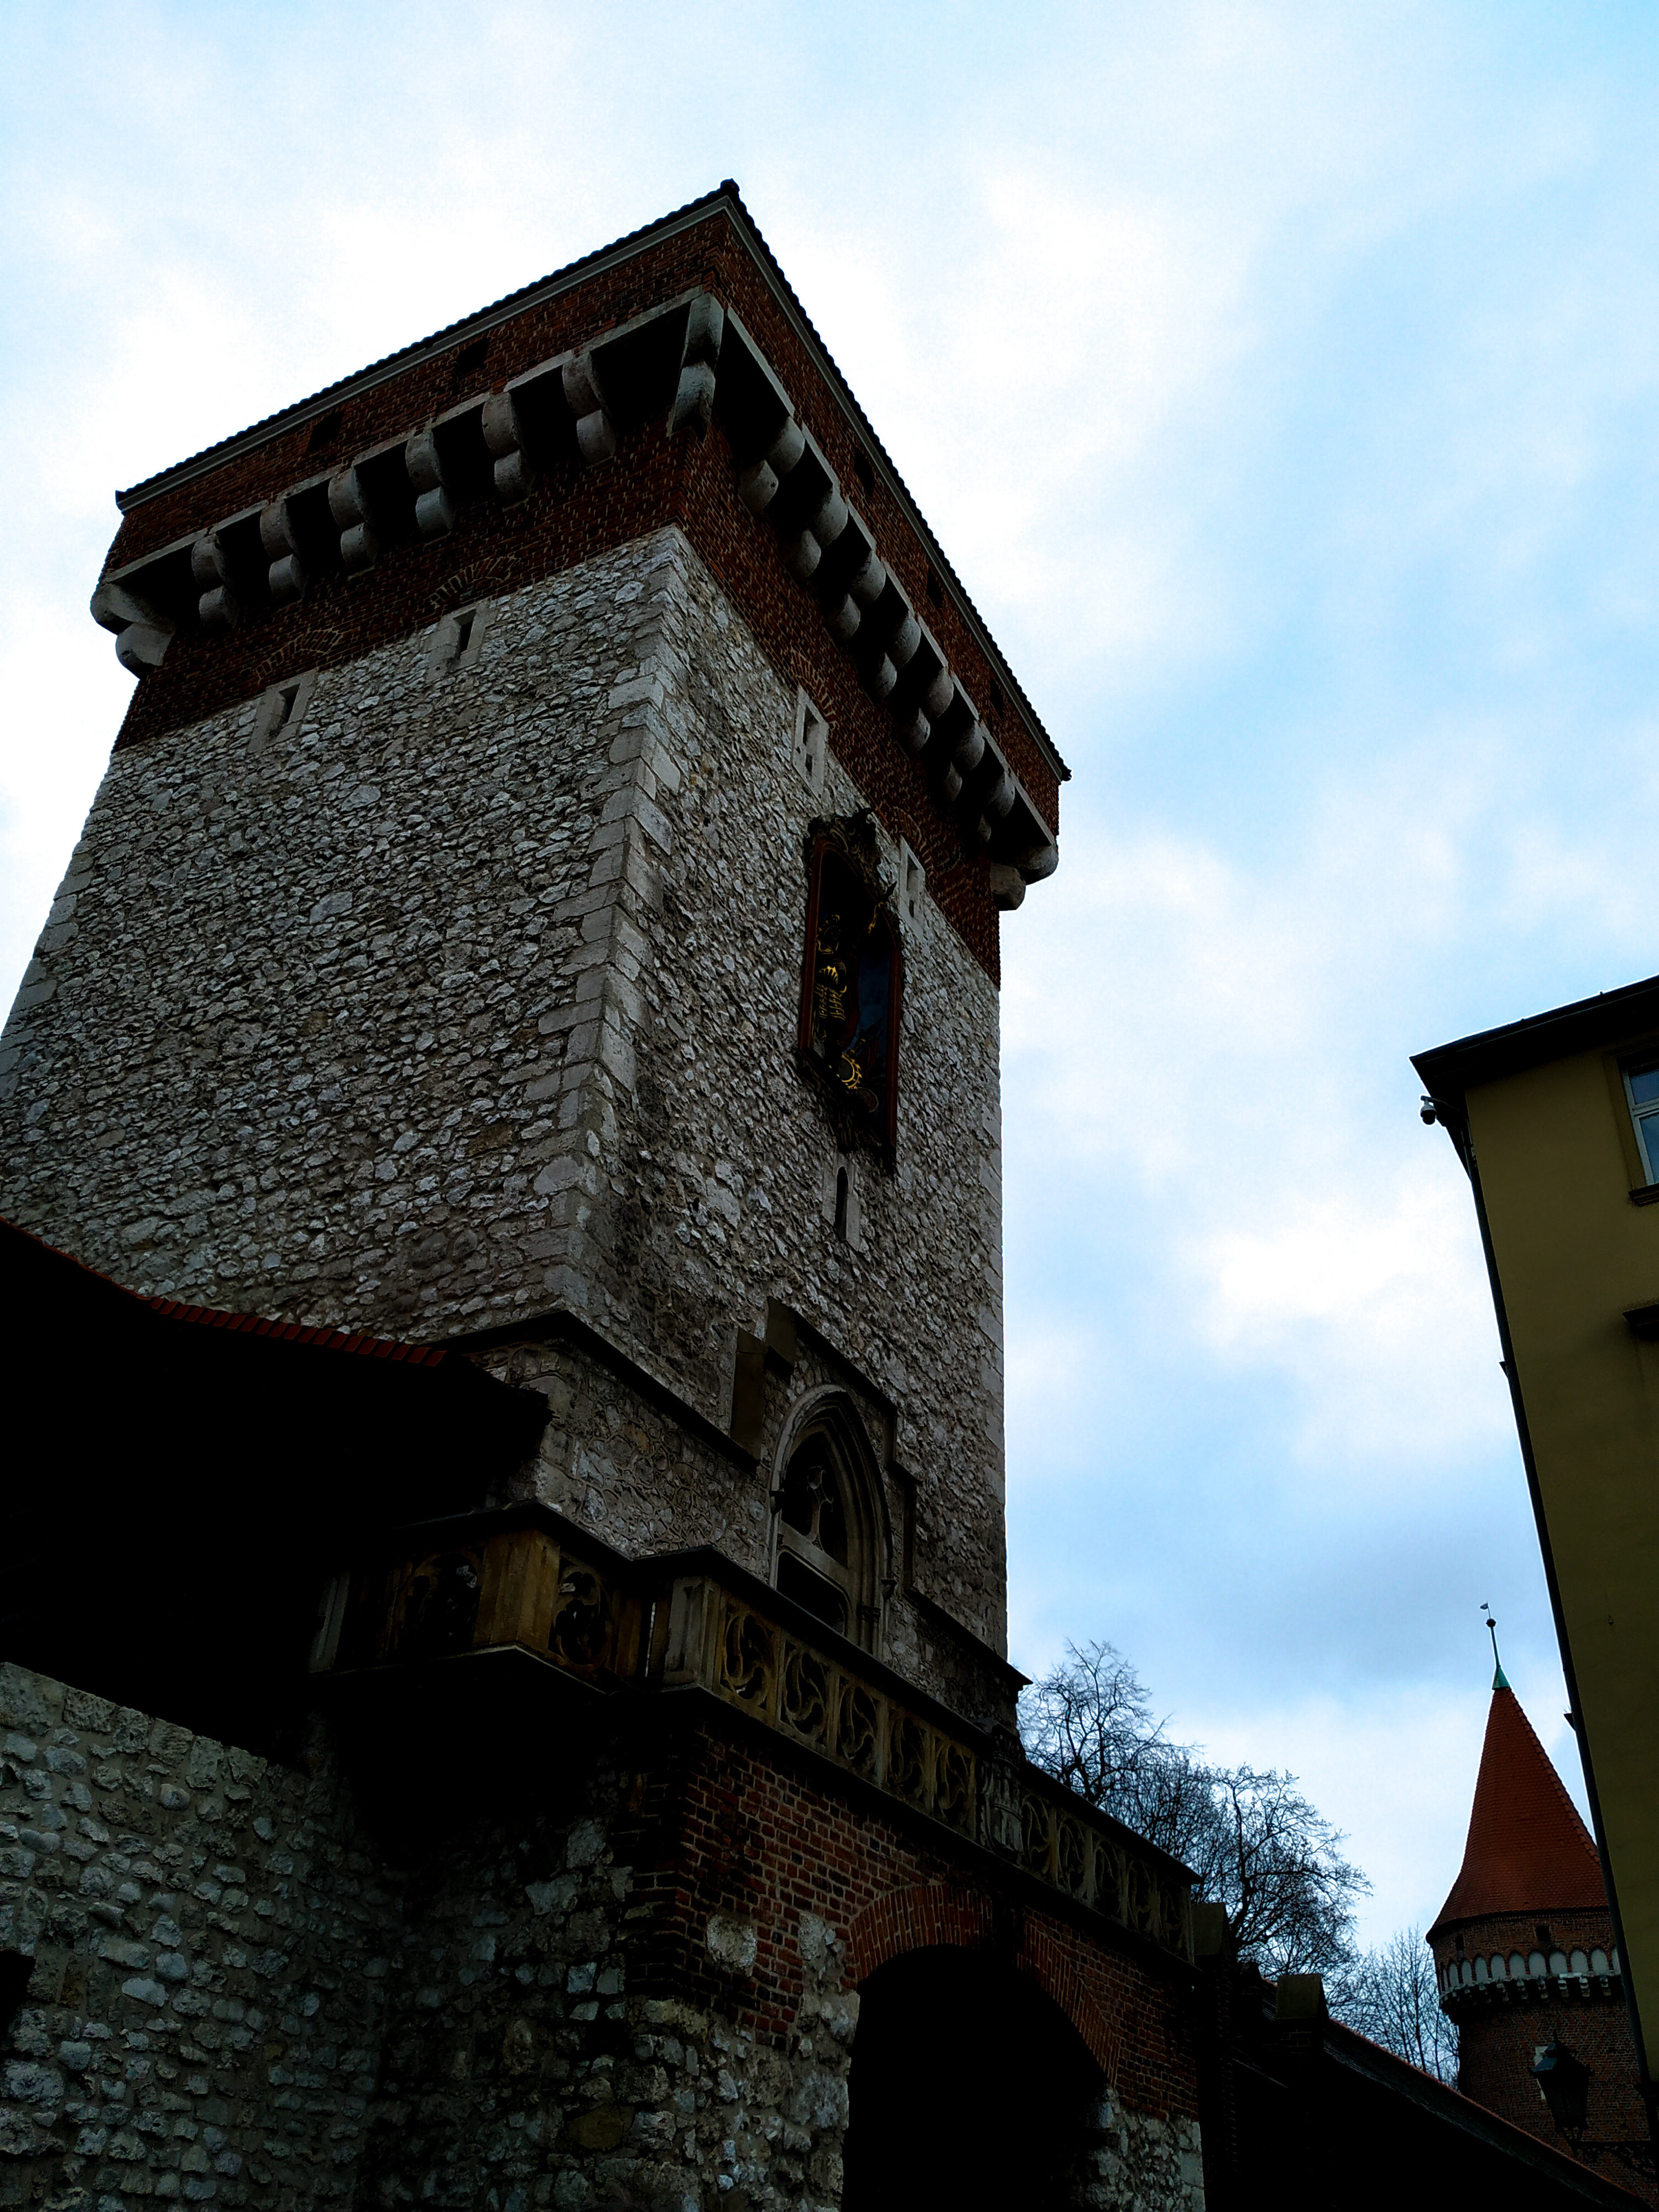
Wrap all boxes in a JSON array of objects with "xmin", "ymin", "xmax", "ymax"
[{"xmin": 1624, "ymin": 1060, "xmax": 1659, "ymax": 1182}]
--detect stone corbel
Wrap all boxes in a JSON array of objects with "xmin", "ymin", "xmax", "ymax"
[
  {"xmin": 259, "ymin": 496, "xmax": 308, "ymax": 605},
  {"xmin": 481, "ymin": 390, "xmax": 534, "ymax": 503},
  {"xmin": 895, "ymin": 653, "xmax": 952, "ymax": 759},
  {"xmin": 776, "ymin": 434, "xmax": 847, "ymax": 586},
  {"xmin": 114, "ymin": 621, "xmax": 174, "ymax": 676},
  {"xmin": 988, "ymin": 864, "xmax": 1026, "ymax": 912},
  {"xmin": 91, "ymin": 579, "xmax": 174, "ymax": 676},
  {"xmin": 886, "ymin": 604, "xmax": 922, "ymax": 677},
  {"xmin": 327, "ymin": 465, "xmax": 379, "ymax": 573},
  {"xmin": 562, "ymin": 352, "xmax": 616, "ymax": 466},
  {"xmin": 737, "ymin": 416, "xmax": 804, "ymax": 516},
  {"xmin": 975, "ymin": 763, "xmax": 1018, "ymax": 849},
  {"xmin": 191, "ymin": 530, "xmax": 238, "ymax": 632},
  {"xmin": 405, "ymin": 429, "xmax": 456, "ymax": 538},
  {"xmin": 950, "ymin": 721, "xmax": 987, "ymax": 795},
  {"xmin": 670, "ymin": 294, "xmax": 725, "ymax": 438},
  {"xmin": 799, "ymin": 482, "xmax": 848, "ymax": 573},
  {"xmin": 859, "ymin": 589, "xmax": 920, "ymax": 708}
]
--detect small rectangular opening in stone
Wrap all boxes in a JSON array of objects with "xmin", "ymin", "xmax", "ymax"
[
  {"xmin": 453, "ymin": 610, "xmax": 476, "ymax": 659},
  {"xmin": 792, "ymin": 690, "xmax": 827, "ymax": 795},
  {"xmin": 925, "ymin": 566, "xmax": 943, "ymax": 608},
  {"xmin": 275, "ymin": 682, "xmax": 301, "ymax": 728},
  {"xmin": 852, "ymin": 447, "xmax": 876, "ymax": 496},
  {"xmin": 306, "ymin": 408, "xmax": 343, "ymax": 455},
  {"xmin": 899, "ymin": 843, "xmax": 925, "ymax": 929},
  {"xmin": 988, "ymin": 679, "xmax": 1006, "ymax": 717}
]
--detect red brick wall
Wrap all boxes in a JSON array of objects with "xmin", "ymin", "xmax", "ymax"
[
  {"xmin": 1435, "ymin": 1908, "xmax": 1651, "ymax": 2187},
  {"xmin": 624, "ymin": 1715, "xmax": 1202, "ymax": 2126}
]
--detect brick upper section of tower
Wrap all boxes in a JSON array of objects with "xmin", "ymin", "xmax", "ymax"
[{"xmin": 91, "ymin": 181, "xmax": 1065, "ymax": 988}]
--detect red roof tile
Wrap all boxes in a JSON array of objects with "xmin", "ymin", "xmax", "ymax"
[
  {"xmin": 3, "ymin": 1217, "xmax": 447, "ymax": 1368},
  {"xmin": 1431, "ymin": 1686, "xmax": 1605, "ymax": 1932},
  {"xmin": 144, "ymin": 1296, "xmax": 446, "ymax": 1365}
]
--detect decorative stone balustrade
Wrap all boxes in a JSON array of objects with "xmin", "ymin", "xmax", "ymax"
[
  {"xmin": 312, "ymin": 1505, "xmax": 1192, "ymax": 1964},
  {"xmin": 660, "ymin": 1575, "xmax": 978, "ymax": 1838}
]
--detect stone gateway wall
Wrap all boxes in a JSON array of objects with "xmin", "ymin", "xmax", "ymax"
[
  {"xmin": 0, "ymin": 1663, "xmax": 1206, "ymax": 2212},
  {"xmin": 0, "ymin": 528, "xmax": 1008, "ymax": 1663},
  {"xmin": 0, "ymin": 1663, "xmax": 396, "ymax": 2209}
]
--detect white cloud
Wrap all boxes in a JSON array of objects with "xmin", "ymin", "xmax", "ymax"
[{"xmin": 1186, "ymin": 1162, "xmax": 1504, "ymax": 1467}]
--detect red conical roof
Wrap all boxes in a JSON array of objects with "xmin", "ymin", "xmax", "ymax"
[{"xmin": 1431, "ymin": 1684, "xmax": 1605, "ymax": 1933}]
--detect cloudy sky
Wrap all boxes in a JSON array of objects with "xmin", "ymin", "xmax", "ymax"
[{"xmin": 5, "ymin": 1, "xmax": 1657, "ymax": 1949}]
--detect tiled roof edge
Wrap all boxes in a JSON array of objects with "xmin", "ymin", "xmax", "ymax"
[
  {"xmin": 2, "ymin": 1212, "xmax": 446, "ymax": 1368},
  {"xmin": 145, "ymin": 1296, "xmax": 447, "ymax": 1366}
]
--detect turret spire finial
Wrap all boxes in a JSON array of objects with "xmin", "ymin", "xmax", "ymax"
[{"xmin": 1481, "ymin": 1603, "xmax": 1510, "ymax": 1691}]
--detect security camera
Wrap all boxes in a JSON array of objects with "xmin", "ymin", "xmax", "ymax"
[{"xmin": 1420, "ymin": 1095, "xmax": 1439, "ymax": 1126}]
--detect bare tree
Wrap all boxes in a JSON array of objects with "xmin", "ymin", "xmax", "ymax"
[
  {"xmin": 1329, "ymin": 1926, "xmax": 1458, "ymax": 2084},
  {"xmin": 1020, "ymin": 1640, "xmax": 1369, "ymax": 1978}
]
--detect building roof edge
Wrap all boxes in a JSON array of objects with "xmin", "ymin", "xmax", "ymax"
[{"xmin": 1413, "ymin": 972, "xmax": 1659, "ymax": 1106}]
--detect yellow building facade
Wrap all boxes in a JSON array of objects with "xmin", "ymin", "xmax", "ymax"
[{"xmin": 1416, "ymin": 975, "xmax": 1659, "ymax": 2145}]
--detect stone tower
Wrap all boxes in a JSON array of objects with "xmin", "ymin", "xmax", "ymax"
[
  {"xmin": 0, "ymin": 185, "xmax": 1070, "ymax": 1712},
  {"xmin": 0, "ymin": 187, "xmax": 1215, "ymax": 2212},
  {"xmin": 1430, "ymin": 1660, "xmax": 1653, "ymax": 2191}
]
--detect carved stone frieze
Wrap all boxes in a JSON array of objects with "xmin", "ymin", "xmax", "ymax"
[{"xmin": 322, "ymin": 1509, "xmax": 1193, "ymax": 1964}]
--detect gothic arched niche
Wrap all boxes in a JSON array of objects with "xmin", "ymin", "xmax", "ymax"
[{"xmin": 771, "ymin": 1395, "xmax": 886, "ymax": 1653}]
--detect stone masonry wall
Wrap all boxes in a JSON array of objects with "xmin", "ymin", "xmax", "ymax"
[
  {"xmin": 484, "ymin": 1311, "xmax": 1013, "ymax": 1723},
  {"xmin": 0, "ymin": 527, "xmax": 1008, "ymax": 1660},
  {"xmin": 0, "ymin": 1660, "xmax": 862, "ymax": 2212},
  {"xmin": 1, "ymin": 1664, "xmax": 1205, "ymax": 2212},
  {"xmin": 0, "ymin": 1661, "xmax": 398, "ymax": 2209}
]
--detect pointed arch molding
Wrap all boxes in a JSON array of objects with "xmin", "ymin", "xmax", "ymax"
[
  {"xmin": 841, "ymin": 1882, "xmax": 1122, "ymax": 2078},
  {"xmin": 771, "ymin": 1384, "xmax": 894, "ymax": 1573},
  {"xmin": 770, "ymin": 1383, "xmax": 894, "ymax": 1652}
]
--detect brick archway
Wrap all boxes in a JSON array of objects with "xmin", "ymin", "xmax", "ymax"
[{"xmin": 842, "ymin": 1882, "xmax": 1121, "ymax": 2077}]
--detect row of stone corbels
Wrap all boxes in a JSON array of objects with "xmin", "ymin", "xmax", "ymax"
[
  {"xmin": 88, "ymin": 285, "xmax": 1056, "ymax": 891},
  {"xmin": 90, "ymin": 371, "xmax": 614, "ymax": 662},
  {"xmin": 219, "ymin": 348, "xmax": 625, "ymax": 618},
  {"xmin": 89, "ymin": 293, "xmax": 721, "ymax": 675},
  {"xmin": 726, "ymin": 351, "xmax": 1054, "ymax": 893}
]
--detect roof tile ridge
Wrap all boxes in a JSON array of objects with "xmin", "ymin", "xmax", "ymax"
[
  {"xmin": 3, "ymin": 1213, "xmax": 150, "ymax": 1301},
  {"xmin": 1497, "ymin": 1685, "xmax": 1598, "ymax": 1860},
  {"xmin": 147, "ymin": 1286, "xmax": 443, "ymax": 1366},
  {"xmin": 2, "ymin": 1211, "xmax": 451, "ymax": 1368}
]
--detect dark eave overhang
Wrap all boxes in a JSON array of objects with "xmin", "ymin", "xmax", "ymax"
[{"xmin": 1413, "ymin": 971, "xmax": 1659, "ymax": 1121}]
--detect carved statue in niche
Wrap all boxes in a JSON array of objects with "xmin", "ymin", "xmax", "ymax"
[{"xmin": 796, "ymin": 812, "xmax": 902, "ymax": 1161}]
